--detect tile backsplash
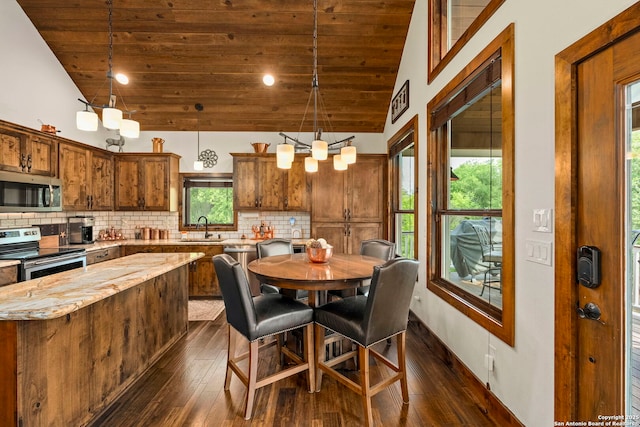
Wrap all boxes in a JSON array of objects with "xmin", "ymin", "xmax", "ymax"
[{"xmin": 0, "ymin": 211, "xmax": 310, "ymax": 242}]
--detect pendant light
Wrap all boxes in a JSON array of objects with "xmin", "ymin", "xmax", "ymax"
[
  {"xmin": 194, "ymin": 103, "xmax": 204, "ymax": 171},
  {"xmin": 277, "ymin": 0, "xmax": 355, "ymax": 171},
  {"xmin": 76, "ymin": 0, "xmax": 139, "ymax": 138}
]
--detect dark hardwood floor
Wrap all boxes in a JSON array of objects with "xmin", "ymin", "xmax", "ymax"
[{"xmin": 90, "ymin": 313, "xmax": 500, "ymax": 426}]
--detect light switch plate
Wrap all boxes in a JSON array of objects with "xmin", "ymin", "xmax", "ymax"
[
  {"xmin": 533, "ymin": 209, "xmax": 553, "ymax": 233},
  {"xmin": 525, "ymin": 239, "xmax": 553, "ymax": 266}
]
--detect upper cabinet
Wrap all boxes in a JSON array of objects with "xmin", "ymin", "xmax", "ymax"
[
  {"xmin": 232, "ymin": 153, "xmax": 310, "ymax": 211},
  {"xmin": 0, "ymin": 121, "xmax": 57, "ymax": 176},
  {"xmin": 115, "ymin": 153, "xmax": 180, "ymax": 211},
  {"xmin": 59, "ymin": 142, "xmax": 114, "ymax": 211},
  {"xmin": 312, "ymin": 155, "xmax": 386, "ymax": 223}
]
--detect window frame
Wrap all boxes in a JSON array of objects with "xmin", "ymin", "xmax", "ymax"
[
  {"xmin": 426, "ymin": 24, "xmax": 514, "ymax": 345},
  {"xmin": 178, "ymin": 172, "xmax": 237, "ymax": 232},
  {"xmin": 388, "ymin": 114, "xmax": 419, "ymax": 260},
  {"xmin": 428, "ymin": 0, "xmax": 505, "ymax": 83}
]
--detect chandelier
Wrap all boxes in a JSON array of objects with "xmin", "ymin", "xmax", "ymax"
[
  {"xmin": 76, "ymin": 0, "xmax": 139, "ymax": 139},
  {"xmin": 277, "ymin": 0, "xmax": 356, "ymax": 172}
]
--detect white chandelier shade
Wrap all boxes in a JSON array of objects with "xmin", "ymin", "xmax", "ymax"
[
  {"xmin": 120, "ymin": 118, "xmax": 140, "ymax": 138},
  {"xmin": 333, "ymin": 154, "xmax": 347, "ymax": 171},
  {"xmin": 76, "ymin": 110, "xmax": 99, "ymax": 131},
  {"xmin": 305, "ymin": 156, "xmax": 318, "ymax": 172},
  {"xmin": 312, "ymin": 140, "xmax": 328, "ymax": 160},
  {"xmin": 102, "ymin": 107, "xmax": 122, "ymax": 130},
  {"xmin": 276, "ymin": 143, "xmax": 295, "ymax": 165},
  {"xmin": 341, "ymin": 145, "xmax": 357, "ymax": 164}
]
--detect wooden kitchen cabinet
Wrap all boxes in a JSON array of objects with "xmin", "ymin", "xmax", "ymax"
[
  {"xmin": 0, "ymin": 120, "xmax": 57, "ymax": 176},
  {"xmin": 122, "ymin": 244, "xmax": 223, "ymax": 297},
  {"xmin": 115, "ymin": 153, "xmax": 180, "ymax": 211},
  {"xmin": 59, "ymin": 142, "xmax": 114, "ymax": 210},
  {"xmin": 311, "ymin": 155, "xmax": 387, "ymax": 254},
  {"xmin": 232, "ymin": 153, "xmax": 310, "ymax": 211}
]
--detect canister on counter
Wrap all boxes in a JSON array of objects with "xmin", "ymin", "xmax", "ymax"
[
  {"xmin": 152, "ymin": 228, "xmax": 160, "ymax": 240},
  {"xmin": 142, "ymin": 227, "xmax": 150, "ymax": 240}
]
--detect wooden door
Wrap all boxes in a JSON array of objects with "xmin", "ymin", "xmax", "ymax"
[
  {"xmin": 0, "ymin": 127, "xmax": 26, "ymax": 173},
  {"xmin": 349, "ymin": 223, "xmax": 384, "ymax": 254},
  {"xmin": 142, "ymin": 157, "xmax": 169, "ymax": 210},
  {"xmin": 257, "ymin": 156, "xmax": 283, "ymax": 210},
  {"xmin": 89, "ymin": 150, "xmax": 114, "ymax": 211},
  {"xmin": 312, "ymin": 160, "xmax": 347, "ymax": 222},
  {"xmin": 347, "ymin": 156, "xmax": 385, "ymax": 222},
  {"xmin": 115, "ymin": 157, "xmax": 142, "ymax": 210},
  {"xmin": 27, "ymin": 135, "xmax": 57, "ymax": 176},
  {"xmin": 284, "ymin": 157, "xmax": 310, "ymax": 211},
  {"xmin": 233, "ymin": 156, "xmax": 259, "ymax": 210},
  {"xmin": 555, "ymin": 7, "xmax": 640, "ymax": 420},
  {"xmin": 312, "ymin": 222, "xmax": 348, "ymax": 254},
  {"xmin": 59, "ymin": 142, "xmax": 89, "ymax": 210}
]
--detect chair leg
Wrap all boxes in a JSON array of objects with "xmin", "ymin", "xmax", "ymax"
[
  {"xmin": 244, "ymin": 340, "xmax": 259, "ymax": 420},
  {"xmin": 358, "ymin": 346, "xmax": 374, "ymax": 427},
  {"xmin": 314, "ymin": 323, "xmax": 326, "ymax": 392},
  {"xmin": 397, "ymin": 332, "xmax": 409, "ymax": 403},
  {"xmin": 224, "ymin": 325, "xmax": 236, "ymax": 390},
  {"xmin": 304, "ymin": 324, "xmax": 315, "ymax": 393}
]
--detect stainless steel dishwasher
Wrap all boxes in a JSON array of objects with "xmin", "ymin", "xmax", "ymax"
[{"xmin": 223, "ymin": 244, "xmax": 260, "ymax": 295}]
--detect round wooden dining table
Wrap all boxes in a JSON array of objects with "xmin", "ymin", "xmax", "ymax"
[{"xmin": 247, "ymin": 253, "xmax": 385, "ymax": 306}]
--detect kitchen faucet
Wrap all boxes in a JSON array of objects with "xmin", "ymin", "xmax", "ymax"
[{"xmin": 197, "ymin": 216, "xmax": 212, "ymax": 238}]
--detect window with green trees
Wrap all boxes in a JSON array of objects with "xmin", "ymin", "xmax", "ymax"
[
  {"xmin": 427, "ymin": 25, "xmax": 514, "ymax": 345},
  {"xmin": 180, "ymin": 173, "xmax": 236, "ymax": 230},
  {"xmin": 389, "ymin": 115, "xmax": 418, "ymax": 260}
]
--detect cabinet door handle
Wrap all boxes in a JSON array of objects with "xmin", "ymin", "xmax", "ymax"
[
  {"xmin": 347, "ymin": 209, "xmax": 351, "ymax": 221},
  {"xmin": 87, "ymin": 195, "xmax": 91, "ymax": 209},
  {"xmin": 141, "ymin": 198, "xmax": 145, "ymax": 208},
  {"xmin": 20, "ymin": 153, "xmax": 27, "ymax": 171},
  {"xmin": 254, "ymin": 198, "xmax": 259, "ymax": 207},
  {"xmin": 343, "ymin": 209, "xmax": 347, "ymax": 220},
  {"xmin": 27, "ymin": 154, "xmax": 32, "ymax": 172},
  {"xmin": 284, "ymin": 197, "xmax": 288, "ymax": 208},
  {"xmin": 347, "ymin": 224, "xmax": 351, "ymax": 236},
  {"xmin": 259, "ymin": 196, "xmax": 262, "ymax": 207}
]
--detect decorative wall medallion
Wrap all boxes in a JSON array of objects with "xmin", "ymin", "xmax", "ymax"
[
  {"xmin": 199, "ymin": 149, "xmax": 218, "ymax": 168},
  {"xmin": 391, "ymin": 80, "xmax": 409, "ymax": 124}
]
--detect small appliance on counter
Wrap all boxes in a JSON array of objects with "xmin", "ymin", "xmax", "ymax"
[{"xmin": 68, "ymin": 216, "xmax": 95, "ymax": 244}]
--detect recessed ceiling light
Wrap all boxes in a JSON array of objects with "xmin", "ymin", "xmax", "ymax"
[
  {"xmin": 263, "ymin": 74, "xmax": 275, "ymax": 86},
  {"xmin": 115, "ymin": 73, "xmax": 129, "ymax": 85}
]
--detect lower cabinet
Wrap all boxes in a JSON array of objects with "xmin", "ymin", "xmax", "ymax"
[
  {"xmin": 122, "ymin": 244, "xmax": 223, "ymax": 297},
  {"xmin": 312, "ymin": 222, "xmax": 382, "ymax": 254}
]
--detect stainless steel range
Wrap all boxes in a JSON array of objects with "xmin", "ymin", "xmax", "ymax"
[{"xmin": 0, "ymin": 227, "xmax": 87, "ymax": 281}]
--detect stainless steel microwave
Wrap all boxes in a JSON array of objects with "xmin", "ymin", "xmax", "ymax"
[{"xmin": 0, "ymin": 171, "xmax": 62, "ymax": 212}]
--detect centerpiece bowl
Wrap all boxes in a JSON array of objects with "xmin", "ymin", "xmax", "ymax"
[{"xmin": 306, "ymin": 245, "xmax": 333, "ymax": 263}]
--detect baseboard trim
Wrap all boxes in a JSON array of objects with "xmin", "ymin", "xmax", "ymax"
[{"xmin": 408, "ymin": 311, "xmax": 524, "ymax": 426}]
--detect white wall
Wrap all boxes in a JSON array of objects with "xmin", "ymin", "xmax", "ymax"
[{"xmin": 384, "ymin": 0, "xmax": 639, "ymax": 425}]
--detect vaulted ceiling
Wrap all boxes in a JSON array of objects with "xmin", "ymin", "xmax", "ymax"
[{"xmin": 16, "ymin": 0, "xmax": 415, "ymax": 133}]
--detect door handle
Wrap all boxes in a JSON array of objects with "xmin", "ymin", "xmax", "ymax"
[{"xmin": 576, "ymin": 302, "xmax": 605, "ymax": 324}]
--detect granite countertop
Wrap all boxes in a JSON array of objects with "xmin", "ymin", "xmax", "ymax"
[{"xmin": 0, "ymin": 252, "xmax": 203, "ymax": 321}]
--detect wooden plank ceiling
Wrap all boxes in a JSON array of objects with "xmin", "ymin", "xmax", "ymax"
[{"xmin": 16, "ymin": 0, "xmax": 415, "ymax": 134}]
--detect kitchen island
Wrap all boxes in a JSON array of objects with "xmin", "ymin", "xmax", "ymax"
[{"xmin": 0, "ymin": 252, "xmax": 203, "ymax": 427}]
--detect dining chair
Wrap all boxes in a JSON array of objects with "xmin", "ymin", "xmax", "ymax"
[
  {"xmin": 470, "ymin": 223, "xmax": 502, "ymax": 296},
  {"xmin": 329, "ymin": 239, "xmax": 396, "ymax": 300},
  {"xmin": 256, "ymin": 238, "xmax": 308, "ymax": 300},
  {"xmin": 313, "ymin": 257, "xmax": 419, "ymax": 426},
  {"xmin": 212, "ymin": 253, "xmax": 315, "ymax": 420}
]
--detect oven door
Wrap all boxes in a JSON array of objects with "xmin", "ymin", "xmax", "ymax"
[{"xmin": 21, "ymin": 252, "xmax": 87, "ymax": 281}]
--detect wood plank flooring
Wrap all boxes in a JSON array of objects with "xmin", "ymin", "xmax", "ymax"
[{"xmin": 90, "ymin": 312, "xmax": 500, "ymax": 426}]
